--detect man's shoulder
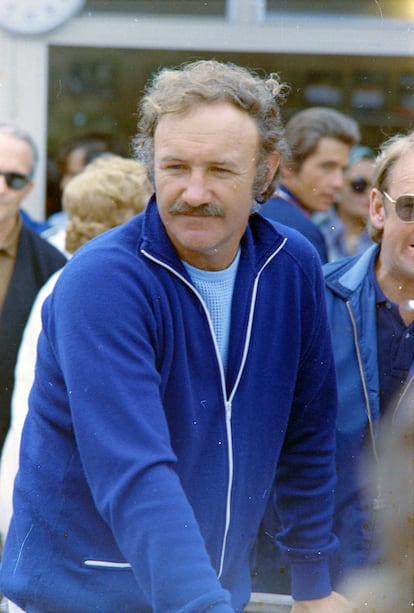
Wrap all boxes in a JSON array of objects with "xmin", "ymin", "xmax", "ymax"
[
  {"xmin": 261, "ymin": 195, "xmax": 324, "ymax": 242},
  {"xmin": 323, "ymin": 246, "xmax": 377, "ymax": 297},
  {"xmin": 19, "ymin": 224, "xmax": 67, "ymax": 265},
  {"xmin": 59, "ymin": 214, "xmax": 146, "ymax": 289},
  {"xmin": 260, "ymin": 193, "xmax": 304, "ymax": 224},
  {"xmin": 76, "ymin": 213, "xmax": 144, "ymax": 258},
  {"xmin": 255, "ymin": 207, "xmax": 325, "ymax": 272}
]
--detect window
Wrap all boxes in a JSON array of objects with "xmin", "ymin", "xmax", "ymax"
[
  {"xmin": 265, "ymin": 0, "xmax": 414, "ymax": 20},
  {"xmin": 84, "ymin": 0, "xmax": 227, "ymax": 17}
]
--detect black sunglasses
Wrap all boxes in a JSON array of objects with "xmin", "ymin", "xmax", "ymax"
[
  {"xmin": 349, "ymin": 177, "xmax": 370, "ymax": 193},
  {"xmin": 383, "ymin": 191, "xmax": 414, "ymax": 223},
  {"xmin": 0, "ymin": 170, "xmax": 32, "ymax": 190}
]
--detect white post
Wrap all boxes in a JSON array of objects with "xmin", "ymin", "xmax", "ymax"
[{"xmin": 0, "ymin": 30, "xmax": 48, "ymax": 221}]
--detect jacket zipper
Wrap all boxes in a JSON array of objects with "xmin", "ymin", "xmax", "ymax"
[
  {"xmin": 345, "ymin": 300, "xmax": 384, "ymax": 508},
  {"xmin": 346, "ymin": 300, "xmax": 414, "ymax": 510},
  {"xmin": 141, "ymin": 239, "xmax": 286, "ymax": 577}
]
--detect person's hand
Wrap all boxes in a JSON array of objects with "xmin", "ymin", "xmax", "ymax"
[{"xmin": 291, "ymin": 591, "xmax": 352, "ymax": 612}]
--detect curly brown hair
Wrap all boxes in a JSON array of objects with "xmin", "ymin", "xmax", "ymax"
[{"xmin": 133, "ymin": 59, "xmax": 290, "ymax": 203}]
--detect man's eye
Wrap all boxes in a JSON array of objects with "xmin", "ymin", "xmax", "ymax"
[
  {"xmin": 211, "ymin": 167, "xmax": 230, "ymax": 174},
  {"xmin": 165, "ymin": 164, "xmax": 185, "ymax": 171}
]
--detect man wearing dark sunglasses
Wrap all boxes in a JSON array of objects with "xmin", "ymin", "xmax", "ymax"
[
  {"xmin": 0, "ymin": 124, "xmax": 67, "ymax": 456},
  {"xmin": 322, "ymin": 131, "xmax": 414, "ymax": 593},
  {"xmin": 314, "ymin": 144, "xmax": 376, "ymax": 261}
]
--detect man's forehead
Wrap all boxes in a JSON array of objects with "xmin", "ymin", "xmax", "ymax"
[
  {"xmin": 388, "ymin": 149, "xmax": 414, "ymax": 188},
  {"xmin": 0, "ymin": 132, "xmax": 33, "ymax": 170}
]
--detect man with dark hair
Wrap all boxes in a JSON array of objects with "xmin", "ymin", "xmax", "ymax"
[
  {"xmin": 0, "ymin": 124, "xmax": 67, "ymax": 453},
  {"xmin": 261, "ymin": 107, "xmax": 360, "ymax": 263}
]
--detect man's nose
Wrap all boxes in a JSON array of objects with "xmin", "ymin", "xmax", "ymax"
[{"xmin": 182, "ymin": 170, "xmax": 211, "ymax": 206}]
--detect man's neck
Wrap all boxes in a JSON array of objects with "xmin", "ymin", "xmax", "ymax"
[
  {"xmin": 278, "ymin": 183, "xmax": 309, "ymax": 213},
  {"xmin": 0, "ymin": 212, "xmax": 20, "ymax": 245}
]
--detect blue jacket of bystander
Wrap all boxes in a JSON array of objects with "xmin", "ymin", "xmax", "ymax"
[{"xmin": 324, "ymin": 244, "xmax": 414, "ymax": 585}]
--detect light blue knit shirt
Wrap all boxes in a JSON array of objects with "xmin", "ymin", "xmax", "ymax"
[{"xmin": 183, "ymin": 249, "xmax": 241, "ymax": 371}]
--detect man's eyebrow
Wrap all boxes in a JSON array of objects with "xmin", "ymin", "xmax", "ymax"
[
  {"xmin": 211, "ymin": 159, "xmax": 238, "ymax": 167},
  {"xmin": 159, "ymin": 155, "xmax": 185, "ymax": 162},
  {"xmin": 159, "ymin": 155, "xmax": 238, "ymax": 168}
]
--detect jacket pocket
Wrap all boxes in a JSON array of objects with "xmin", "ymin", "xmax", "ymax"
[{"xmin": 83, "ymin": 559, "xmax": 132, "ymax": 570}]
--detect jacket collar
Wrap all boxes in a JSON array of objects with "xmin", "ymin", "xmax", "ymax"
[
  {"xmin": 140, "ymin": 195, "xmax": 288, "ymax": 275},
  {"xmin": 324, "ymin": 244, "xmax": 379, "ymax": 299}
]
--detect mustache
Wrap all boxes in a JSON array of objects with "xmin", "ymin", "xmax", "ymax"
[{"xmin": 168, "ymin": 201, "xmax": 224, "ymax": 217}]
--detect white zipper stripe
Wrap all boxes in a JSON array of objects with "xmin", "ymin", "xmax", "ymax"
[
  {"xmin": 83, "ymin": 560, "xmax": 132, "ymax": 569},
  {"xmin": 228, "ymin": 238, "xmax": 287, "ymax": 406},
  {"xmin": 218, "ymin": 398, "xmax": 234, "ymax": 579},
  {"xmin": 141, "ymin": 238, "xmax": 287, "ymax": 578},
  {"xmin": 142, "ymin": 250, "xmax": 231, "ymax": 579},
  {"xmin": 217, "ymin": 237, "xmax": 287, "ymax": 577}
]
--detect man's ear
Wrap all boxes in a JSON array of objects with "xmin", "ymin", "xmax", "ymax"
[
  {"xmin": 369, "ymin": 188, "xmax": 385, "ymax": 230},
  {"xmin": 264, "ymin": 152, "xmax": 280, "ymax": 187}
]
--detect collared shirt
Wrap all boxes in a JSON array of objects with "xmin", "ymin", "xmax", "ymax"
[
  {"xmin": 369, "ymin": 256, "xmax": 414, "ymax": 415},
  {"xmin": 0, "ymin": 214, "xmax": 21, "ymax": 314}
]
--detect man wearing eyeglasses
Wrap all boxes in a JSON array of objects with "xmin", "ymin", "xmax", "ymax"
[
  {"xmin": 322, "ymin": 131, "xmax": 414, "ymax": 592},
  {"xmin": 314, "ymin": 144, "xmax": 376, "ymax": 262},
  {"xmin": 0, "ymin": 124, "xmax": 67, "ymax": 454}
]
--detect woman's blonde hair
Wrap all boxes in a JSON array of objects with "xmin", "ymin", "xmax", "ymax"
[{"xmin": 63, "ymin": 155, "xmax": 152, "ymax": 253}]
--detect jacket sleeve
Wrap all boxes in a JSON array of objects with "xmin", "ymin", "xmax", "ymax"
[
  {"xmin": 273, "ymin": 257, "xmax": 338, "ymax": 600},
  {"xmin": 47, "ymin": 250, "xmax": 234, "ymax": 613}
]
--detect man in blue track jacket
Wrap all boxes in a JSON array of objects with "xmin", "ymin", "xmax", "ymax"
[{"xmin": 0, "ymin": 61, "xmax": 349, "ymax": 613}]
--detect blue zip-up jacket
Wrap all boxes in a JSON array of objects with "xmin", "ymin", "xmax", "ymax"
[
  {"xmin": 323, "ymin": 245, "xmax": 414, "ymax": 586},
  {"xmin": 0, "ymin": 197, "xmax": 338, "ymax": 612}
]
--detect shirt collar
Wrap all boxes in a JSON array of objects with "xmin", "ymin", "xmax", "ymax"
[{"xmin": 276, "ymin": 184, "xmax": 310, "ymax": 217}]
